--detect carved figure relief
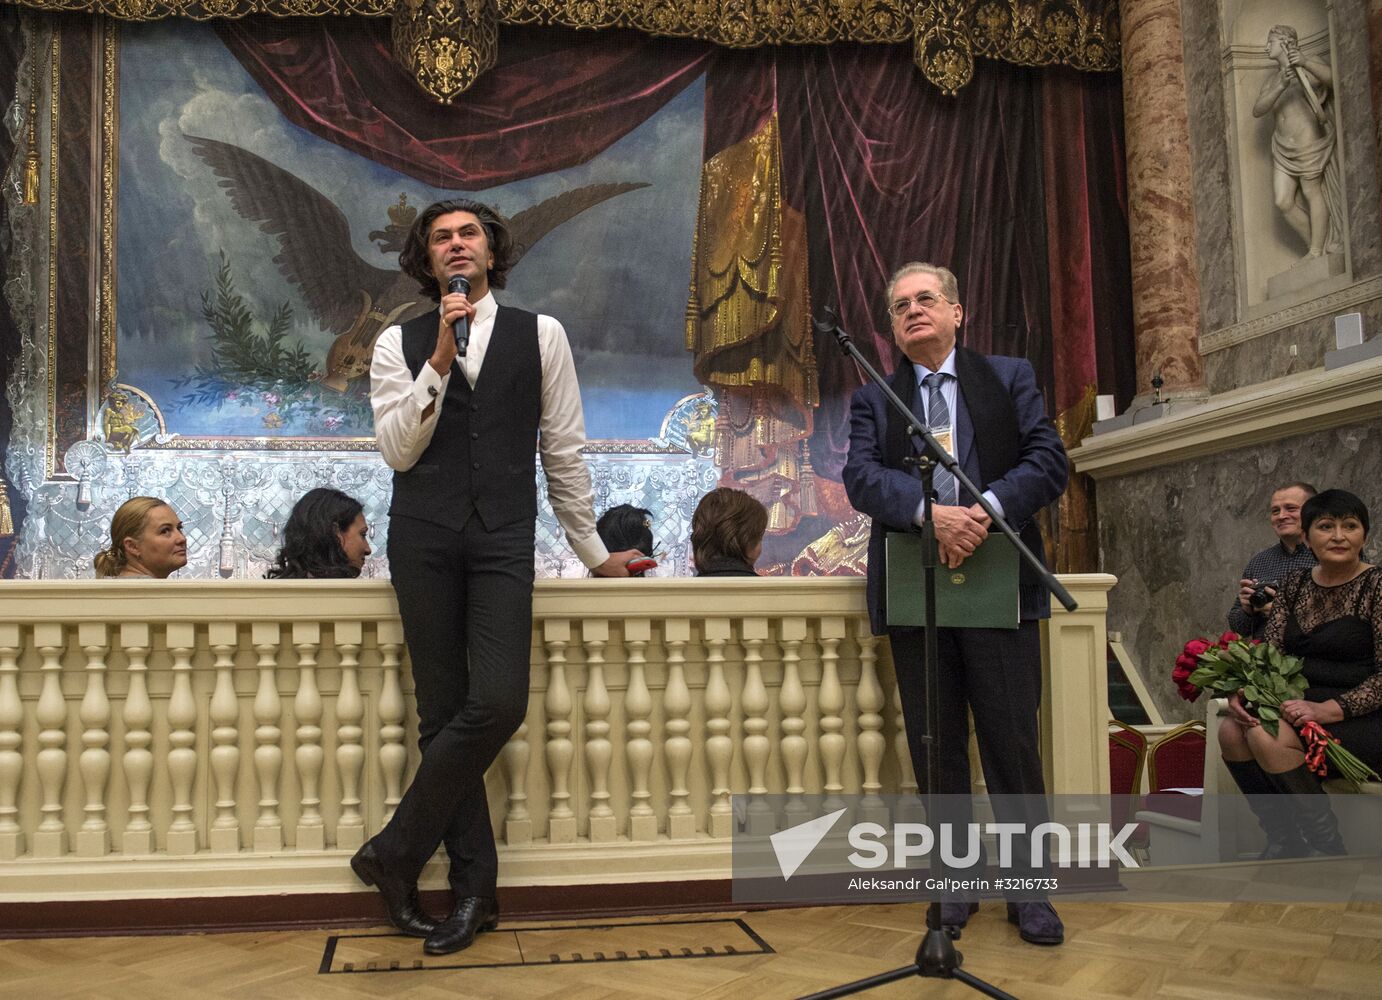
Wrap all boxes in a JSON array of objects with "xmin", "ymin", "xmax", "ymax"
[{"xmin": 1253, "ymin": 24, "xmax": 1343, "ymax": 259}]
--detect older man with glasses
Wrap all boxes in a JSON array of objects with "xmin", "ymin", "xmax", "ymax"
[{"xmin": 844, "ymin": 262, "xmax": 1069, "ymax": 946}]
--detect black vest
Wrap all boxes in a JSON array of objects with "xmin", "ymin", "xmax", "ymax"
[{"xmin": 388, "ymin": 305, "xmax": 542, "ymax": 532}]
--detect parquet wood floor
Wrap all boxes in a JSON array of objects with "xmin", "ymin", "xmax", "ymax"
[{"xmin": 2, "ymin": 900, "xmax": 1379, "ymax": 1000}]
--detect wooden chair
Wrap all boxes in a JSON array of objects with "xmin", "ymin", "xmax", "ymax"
[
  {"xmin": 1109, "ymin": 720, "xmax": 1149, "ymax": 856},
  {"xmin": 1143, "ymin": 721, "xmax": 1207, "ymax": 823},
  {"xmin": 1109, "ymin": 721, "xmax": 1146, "ymax": 791}
]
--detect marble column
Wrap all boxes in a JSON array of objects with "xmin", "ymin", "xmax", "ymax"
[
  {"xmin": 1370, "ymin": 1, "xmax": 1382, "ymax": 237},
  {"xmin": 1119, "ymin": 0, "xmax": 1204, "ymax": 398}
]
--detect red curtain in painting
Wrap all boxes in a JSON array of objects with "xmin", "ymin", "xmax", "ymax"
[
  {"xmin": 216, "ymin": 17, "xmax": 1134, "ymax": 480},
  {"xmin": 699, "ymin": 47, "xmax": 1061, "ymax": 481},
  {"xmin": 216, "ymin": 19, "xmax": 711, "ymax": 188}
]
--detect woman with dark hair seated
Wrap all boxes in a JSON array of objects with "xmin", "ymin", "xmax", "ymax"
[
  {"xmin": 266, "ymin": 488, "xmax": 371, "ymax": 579},
  {"xmin": 1219, "ymin": 488, "xmax": 1381, "ymax": 856},
  {"xmin": 596, "ymin": 504, "xmax": 655, "ymax": 576},
  {"xmin": 93, "ymin": 496, "xmax": 187, "ymax": 579},
  {"xmin": 691, "ymin": 487, "xmax": 767, "ymax": 577}
]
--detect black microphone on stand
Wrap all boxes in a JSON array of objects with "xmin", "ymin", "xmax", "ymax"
[{"xmin": 448, "ymin": 274, "xmax": 471, "ymax": 357}]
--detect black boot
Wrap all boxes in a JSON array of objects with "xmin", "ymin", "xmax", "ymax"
[
  {"xmin": 1224, "ymin": 759, "xmax": 1307, "ymax": 859},
  {"xmin": 1264, "ymin": 764, "xmax": 1348, "ymax": 856}
]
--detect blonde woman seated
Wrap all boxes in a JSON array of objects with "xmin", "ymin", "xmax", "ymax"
[
  {"xmin": 691, "ymin": 487, "xmax": 767, "ymax": 577},
  {"xmin": 93, "ymin": 496, "xmax": 188, "ymax": 579}
]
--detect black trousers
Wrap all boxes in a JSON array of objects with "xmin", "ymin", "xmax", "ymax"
[
  {"xmin": 889, "ymin": 620, "xmax": 1050, "ymax": 884},
  {"xmin": 375, "ymin": 513, "xmax": 534, "ymax": 895}
]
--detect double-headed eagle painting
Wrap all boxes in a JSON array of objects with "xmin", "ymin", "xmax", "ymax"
[{"xmin": 185, "ymin": 135, "xmax": 648, "ymax": 393}]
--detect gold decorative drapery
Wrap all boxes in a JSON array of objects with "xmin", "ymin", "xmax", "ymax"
[
  {"xmin": 2, "ymin": 0, "xmax": 1121, "ymax": 100},
  {"xmin": 392, "ymin": 0, "xmax": 498, "ymax": 104},
  {"xmin": 1037, "ymin": 382, "xmax": 1098, "ymax": 573},
  {"xmin": 686, "ymin": 114, "xmax": 817, "ymax": 536}
]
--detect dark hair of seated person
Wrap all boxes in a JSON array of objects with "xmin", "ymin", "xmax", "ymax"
[
  {"xmin": 596, "ymin": 504, "xmax": 655, "ymax": 576},
  {"xmin": 266, "ymin": 488, "xmax": 366, "ymax": 579},
  {"xmin": 1301, "ymin": 488, "xmax": 1370, "ymax": 536},
  {"xmin": 692, "ymin": 487, "xmax": 768, "ymax": 577}
]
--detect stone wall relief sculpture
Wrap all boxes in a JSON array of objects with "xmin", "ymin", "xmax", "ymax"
[
  {"xmin": 1224, "ymin": 0, "xmax": 1349, "ymax": 312},
  {"xmin": 1254, "ymin": 22, "xmax": 1345, "ymax": 295}
]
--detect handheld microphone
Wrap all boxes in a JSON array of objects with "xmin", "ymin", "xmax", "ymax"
[{"xmin": 448, "ymin": 274, "xmax": 471, "ymax": 357}]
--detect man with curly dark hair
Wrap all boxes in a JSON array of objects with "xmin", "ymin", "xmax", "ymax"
[{"xmin": 358, "ymin": 199, "xmax": 639, "ymax": 956}]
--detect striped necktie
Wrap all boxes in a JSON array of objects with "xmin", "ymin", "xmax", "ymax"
[{"xmin": 922, "ymin": 372, "xmax": 958, "ymax": 507}]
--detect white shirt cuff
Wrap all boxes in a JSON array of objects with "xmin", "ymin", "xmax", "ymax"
[
  {"xmin": 412, "ymin": 363, "xmax": 447, "ymax": 408},
  {"xmin": 570, "ymin": 532, "xmax": 611, "ymax": 570}
]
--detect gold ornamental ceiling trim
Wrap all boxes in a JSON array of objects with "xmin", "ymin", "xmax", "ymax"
[{"xmin": 2, "ymin": 1, "xmax": 1121, "ymax": 95}]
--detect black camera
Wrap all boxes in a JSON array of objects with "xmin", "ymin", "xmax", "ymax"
[{"xmin": 1248, "ymin": 579, "xmax": 1278, "ymax": 610}]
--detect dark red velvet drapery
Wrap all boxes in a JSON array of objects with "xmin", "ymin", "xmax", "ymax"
[
  {"xmin": 1041, "ymin": 67, "xmax": 1134, "ymax": 415},
  {"xmin": 701, "ymin": 47, "xmax": 1060, "ymax": 480},
  {"xmin": 216, "ymin": 20, "xmax": 710, "ymax": 189}
]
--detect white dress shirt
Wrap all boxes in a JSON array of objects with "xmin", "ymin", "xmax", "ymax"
[
  {"xmin": 370, "ymin": 291, "xmax": 609, "ymax": 569},
  {"xmin": 910, "ymin": 348, "xmax": 1004, "ymax": 525}
]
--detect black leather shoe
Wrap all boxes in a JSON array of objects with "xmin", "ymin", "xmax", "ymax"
[
  {"xmin": 350, "ymin": 840, "xmax": 438, "ymax": 938},
  {"xmin": 424, "ymin": 895, "xmax": 500, "ymax": 955}
]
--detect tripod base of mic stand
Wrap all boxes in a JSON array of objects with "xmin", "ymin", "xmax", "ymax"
[{"xmin": 799, "ymin": 926, "xmax": 1019, "ymax": 1000}]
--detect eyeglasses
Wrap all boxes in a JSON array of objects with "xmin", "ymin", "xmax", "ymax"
[{"xmin": 889, "ymin": 292, "xmax": 951, "ymax": 317}]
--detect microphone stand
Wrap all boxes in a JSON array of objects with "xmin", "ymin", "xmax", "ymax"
[{"xmin": 799, "ymin": 309, "xmax": 1077, "ymax": 1000}]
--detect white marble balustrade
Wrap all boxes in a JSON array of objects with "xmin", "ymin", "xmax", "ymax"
[{"xmin": 0, "ymin": 574, "xmax": 1114, "ymax": 900}]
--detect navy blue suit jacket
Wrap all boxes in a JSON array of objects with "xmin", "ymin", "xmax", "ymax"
[{"xmin": 843, "ymin": 347, "xmax": 1068, "ymax": 634}]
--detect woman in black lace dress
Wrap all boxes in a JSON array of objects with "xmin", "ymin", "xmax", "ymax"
[{"xmin": 1218, "ymin": 488, "xmax": 1379, "ymax": 856}]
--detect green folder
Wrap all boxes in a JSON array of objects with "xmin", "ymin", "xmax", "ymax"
[{"xmin": 885, "ymin": 530, "xmax": 1019, "ymax": 629}]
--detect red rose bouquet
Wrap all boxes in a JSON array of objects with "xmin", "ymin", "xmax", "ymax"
[
  {"xmin": 1172, "ymin": 631, "xmax": 1244, "ymax": 703},
  {"xmin": 1181, "ymin": 633, "xmax": 1378, "ymax": 785}
]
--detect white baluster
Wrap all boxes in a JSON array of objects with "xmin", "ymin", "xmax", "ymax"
[
  {"xmin": 623, "ymin": 618, "xmax": 655, "ymax": 842},
  {"xmin": 704, "ymin": 618, "xmax": 733, "ymax": 838},
  {"xmin": 0, "ymin": 624, "xmax": 23, "ymax": 859},
  {"xmin": 293, "ymin": 622, "xmax": 324, "ymax": 850},
  {"xmin": 334, "ymin": 621, "xmax": 365, "ymax": 850},
  {"xmin": 207, "ymin": 621, "xmax": 241, "ymax": 853},
  {"xmin": 251, "ymin": 621, "xmax": 283, "ymax": 851},
  {"xmin": 76, "ymin": 623, "xmax": 110, "ymax": 857},
  {"xmin": 120, "ymin": 623, "xmax": 154, "ymax": 855},
  {"xmin": 165, "ymin": 623, "xmax": 198, "ymax": 855},
  {"xmin": 662, "ymin": 619, "xmax": 695, "ymax": 840},
  {"xmin": 740, "ymin": 618, "xmax": 772, "ymax": 834},
  {"xmin": 501, "ymin": 617, "xmax": 533, "ymax": 846},
  {"xmin": 583, "ymin": 619, "xmax": 614, "ymax": 842},
  {"xmin": 778, "ymin": 617, "xmax": 809, "ymax": 826},
  {"xmin": 501, "ymin": 713, "xmax": 531, "ymax": 846},
  {"xmin": 818, "ymin": 616, "xmax": 846, "ymax": 811},
  {"xmin": 544, "ymin": 619, "xmax": 576, "ymax": 844},
  {"xmin": 33, "ymin": 623, "xmax": 67, "ymax": 857},
  {"xmin": 377, "ymin": 622, "xmax": 406, "ymax": 827},
  {"xmin": 855, "ymin": 628, "xmax": 888, "ymax": 823}
]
